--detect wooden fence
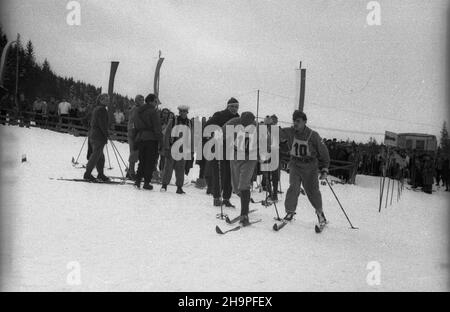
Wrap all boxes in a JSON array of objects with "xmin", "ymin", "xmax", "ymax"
[{"xmin": 0, "ymin": 109, "xmax": 128, "ymax": 142}]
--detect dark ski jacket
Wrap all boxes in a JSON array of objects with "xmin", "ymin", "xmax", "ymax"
[
  {"xmin": 205, "ymin": 108, "xmax": 239, "ymax": 128},
  {"xmin": 88, "ymin": 105, "xmax": 109, "ymax": 144},
  {"xmin": 204, "ymin": 108, "xmax": 239, "ymax": 158},
  {"xmin": 133, "ymin": 103, "xmax": 163, "ymax": 145}
]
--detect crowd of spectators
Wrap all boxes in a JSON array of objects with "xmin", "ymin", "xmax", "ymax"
[
  {"xmin": 322, "ymin": 138, "xmax": 450, "ymax": 193},
  {"xmin": 0, "ymin": 93, "xmax": 133, "ymax": 131}
]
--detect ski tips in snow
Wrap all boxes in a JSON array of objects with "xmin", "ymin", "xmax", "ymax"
[
  {"xmin": 273, "ymin": 221, "xmax": 288, "ymax": 231},
  {"xmin": 215, "ymin": 225, "xmax": 225, "ymax": 235}
]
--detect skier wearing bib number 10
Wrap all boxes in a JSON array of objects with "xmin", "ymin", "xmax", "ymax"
[{"xmin": 280, "ymin": 110, "xmax": 330, "ymax": 229}]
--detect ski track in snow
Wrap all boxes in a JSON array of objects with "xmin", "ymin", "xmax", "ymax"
[{"xmin": 0, "ymin": 125, "xmax": 448, "ymax": 291}]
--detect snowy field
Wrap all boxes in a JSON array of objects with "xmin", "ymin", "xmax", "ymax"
[{"xmin": 0, "ymin": 125, "xmax": 448, "ymax": 291}]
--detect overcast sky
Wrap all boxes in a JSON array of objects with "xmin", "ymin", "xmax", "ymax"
[{"xmin": 1, "ymin": 0, "xmax": 448, "ymax": 142}]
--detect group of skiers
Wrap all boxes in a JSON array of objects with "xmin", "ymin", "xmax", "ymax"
[{"xmin": 83, "ymin": 93, "xmax": 331, "ymax": 227}]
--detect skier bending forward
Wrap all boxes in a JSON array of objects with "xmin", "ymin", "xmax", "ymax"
[
  {"xmin": 280, "ymin": 110, "xmax": 330, "ymax": 227},
  {"xmin": 224, "ymin": 112, "xmax": 259, "ymax": 226}
]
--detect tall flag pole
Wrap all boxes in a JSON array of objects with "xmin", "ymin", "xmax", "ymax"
[
  {"xmin": 298, "ymin": 61, "xmax": 306, "ymax": 112},
  {"xmin": 154, "ymin": 50, "xmax": 164, "ymax": 103},
  {"xmin": 0, "ymin": 40, "xmax": 16, "ymax": 90},
  {"xmin": 107, "ymin": 61, "xmax": 119, "ymax": 124}
]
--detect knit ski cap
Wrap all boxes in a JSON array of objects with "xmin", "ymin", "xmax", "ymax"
[
  {"xmin": 227, "ymin": 97, "xmax": 239, "ymax": 106},
  {"xmin": 240, "ymin": 111, "xmax": 255, "ymax": 127},
  {"xmin": 292, "ymin": 110, "xmax": 307, "ymax": 121},
  {"xmin": 177, "ymin": 105, "xmax": 190, "ymax": 112}
]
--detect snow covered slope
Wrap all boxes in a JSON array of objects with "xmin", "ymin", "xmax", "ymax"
[{"xmin": 0, "ymin": 125, "xmax": 448, "ymax": 291}]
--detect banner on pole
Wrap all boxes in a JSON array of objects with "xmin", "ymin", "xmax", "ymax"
[
  {"xmin": 384, "ymin": 131, "xmax": 398, "ymax": 147},
  {"xmin": 154, "ymin": 51, "xmax": 164, "ymax": 103},
  {"xmin": 108, "ymin": 61, "xmax": 119, "ymax": 100},
  {"xmin": 107, "ymin": 61, "xmax": 119, "ymax": 124},
  {"xmin": 0, "ymin": 40, "xmax": 15, "ymax": 87}
]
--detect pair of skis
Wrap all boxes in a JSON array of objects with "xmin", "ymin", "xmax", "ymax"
[
  {"xmin": 50, "ymin": 178, "xmax": 125, "ymax": 185},
  {"xmin": 215, "ymin": 210, "xmax": 262, "ymax": 235},
  {"xmin": 216, "ymin": 212, "xmax": 327, "ymax": 235},
  {"xmin": 273, "ymin": 218, "xmax": 327, "ymax": 233}
]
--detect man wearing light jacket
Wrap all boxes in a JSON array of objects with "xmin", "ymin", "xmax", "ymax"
[{"xmin": 280, "ymin": 110, "xmax": 330, "ymax": 227}]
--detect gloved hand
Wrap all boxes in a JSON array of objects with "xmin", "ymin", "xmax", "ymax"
[{"xmin": 319, "ymin": 168, "xmax": 328, "ymax": 180}]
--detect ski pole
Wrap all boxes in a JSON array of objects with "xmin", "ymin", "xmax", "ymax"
[
  {"xmin": 390, "ymin": 175, "xmax": 395, "ymax": 206},
  {"xmin": 385, "ymin": 177, "xmax": 391, "ymax": 209},
  {"xmin": 268, "ymin": 171, "xmax": 281, "ymax": 221},
  {"xmin": 109, "ymin": 139, "xmax": 125, "ymax": 180},
  {"xmin": 73, "ymin": 136, "xmax": 88, "ymax": 165},
  {"xmin": 325, "ymin": 178, "xmax": 358, "ymax": 229},
  {"xmin": 105, "ymin": 142, "xmax": 113, "ymax": 170},
  {"xmin": 216, "ymin": 159, "xmax": 227, "ymax": 220},
  {"xmin": 110, "ymin": 139, "xmax": 129, "ymax": 171},
  {"xmin": 379, "ymin": 172, "xmax": 386, "ymax": 212}
]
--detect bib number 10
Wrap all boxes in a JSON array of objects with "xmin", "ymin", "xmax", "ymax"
[{"xmin": 291, "ymin": 141, "xmax": 308, "ymax": 157}]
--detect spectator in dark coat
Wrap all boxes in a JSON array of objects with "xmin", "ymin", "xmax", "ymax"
[
  {"xmin": 442, "ymin": 155, "xmax": 450, "ymax": 191},
  {"xmin": 422, "ymin": 154, "xmax": 435, "ymax": 194},
  {"xmin": 133, "ymin": 93, "xmax": 163, "ymax": 190},
  {"xmin": 83, "ymin": 94, "xmax": 110, "ymax": 182},
  {"xmin": 204, "ymin": 97, "xmax": 240, "ymax": 208}
]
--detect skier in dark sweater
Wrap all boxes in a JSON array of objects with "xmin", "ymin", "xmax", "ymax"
[
  {"xmin": 83, "ymin": 94, "xmax": 110, "ymax": 182},
  {"xmin": 204, "ymin": 97, "xmax": 240, "ymax": 208},
  {"xmin": 442, "ymin": 155, "xmax": 450, "ymax": 191},
  {"xmin": 133, "ymin": 94, "xmax": 163, "ymax": 190}
]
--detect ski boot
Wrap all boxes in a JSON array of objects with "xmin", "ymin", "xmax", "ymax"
[
  {"xmin": 222, "ymin": 199, "xmax": 235, "ymax": 208},
  {"xmin": 126, "ymin": 171, "xmax": 136, "ymax": 181},
  {"xmin": 176, "ymin": 186, "xmax": 186, "ymax": 194},
  {"xmin": 83, "ymin": 172, "xmax": 97, "ymax": 182},
  {"xmin": 284, "ymin": 212, "xmax": 296, "ymax": 221},
  {"xmin": 160, "ymin": 184, "xmax": 167, "ymax": 192},
  {"xmin": 97, "ymin": 174, "xmax": 111, "ymax": 182},
  {"xmin": 142, "ymin": 183, "xmax": 153, "ymax": 190},
  {"xmin": 239, "ymin": 214, "xmax": 250, "ymax": 226},
  {"xmin": 317, "ymin": 211, "xmax": 328, "ymax": 227}
]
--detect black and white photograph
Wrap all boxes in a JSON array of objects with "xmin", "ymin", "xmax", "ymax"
[{"xmin": 0, "ymin": 0, "xmax": 449, "ymax": 295}]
